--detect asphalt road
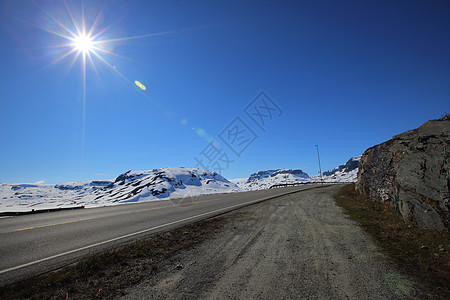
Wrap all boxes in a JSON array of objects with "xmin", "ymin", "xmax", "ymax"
[{"xmin": 0, "ymin": 185, "xmax": 321, "ymax": 286}]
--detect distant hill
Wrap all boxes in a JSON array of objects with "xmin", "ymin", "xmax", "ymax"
[
  {"xmin": 0, "ymin": 167, "xmax": 240, "ymax": 212},
  {"xmin": 0, "ymin": 157, "xmax": 363, "ymax": 212},
  {"xmin": 235, "ymin": 156, "xmax": 361, "ymax": 190},
  {"xmin": 239, "ymin": 169, "xmax": 310, "ymax": 190},
  {"xmin": 312, "ymin": 156, "xmax": 361, "ymax": 183}
]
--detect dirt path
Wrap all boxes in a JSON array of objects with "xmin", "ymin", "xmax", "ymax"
[{"xmin": 119, "ymin": 185, "xmax": 416, "ymax": 299}]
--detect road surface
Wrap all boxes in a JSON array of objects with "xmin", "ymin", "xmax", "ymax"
[
  {"xmin": 0, "ymin": 185, "xmax": 319, "ymax": 286},
  {"xmin": 121, "ymin": 185, "xmax": 415, "ymax": 299}
]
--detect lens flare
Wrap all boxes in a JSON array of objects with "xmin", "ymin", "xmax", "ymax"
[{"xmin": 134, "ymin": 80, "xmax": 147, "ymax": 91}]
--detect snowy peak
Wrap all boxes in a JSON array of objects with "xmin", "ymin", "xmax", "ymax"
[
  {"xmin": 314, "ymin": 156, "xmax": 361, "ymax": 183},
  {"xmin": 322, "ymin": 156, "xmax": 360, "ymax": 177},
  {"xmin": 106, "ymin": 167, "xmax": 235, "ymax": 203},
  {"xmin": 240, "ymin": 169, "xmax": 310, "ymax": 190},
  {"xmin": 247, "ymin": 169, "xmax": 309, "ymax": 183}
]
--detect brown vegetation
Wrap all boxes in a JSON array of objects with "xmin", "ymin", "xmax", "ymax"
[{"xmin": 334, "ymin": 184, "xmax": 450, "ymax": 298}]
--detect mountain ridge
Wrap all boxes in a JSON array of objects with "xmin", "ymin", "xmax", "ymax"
[
  {"xmin": 234, "ymin": 156, "xmax": 361, "ymax": 190},
  {"xmin": 1, "ymin": 157, "xmax": 361, "ymax": 212},
  {"xmin": 0, "ymin": 167, "xmax": 239, "ymax": 212}
]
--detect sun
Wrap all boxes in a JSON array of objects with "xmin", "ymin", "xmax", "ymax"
[{"xmin": 72, "ymin": 34, "xmax": 94, "ymax": 54}]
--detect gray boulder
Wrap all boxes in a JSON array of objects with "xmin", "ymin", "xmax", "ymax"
[{"xmin": 356, "ymin": 116, "xmax": 450, "ymax": 230}]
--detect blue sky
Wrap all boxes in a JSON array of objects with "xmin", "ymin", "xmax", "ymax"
[{"xmin": 0, "ymin": 0, "xmax": 449, "ymax": 184}]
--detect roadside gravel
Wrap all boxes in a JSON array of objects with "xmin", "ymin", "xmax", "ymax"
[{"xmin": 119, "ymin": 185, "xmax": 417, "ymax": 299}]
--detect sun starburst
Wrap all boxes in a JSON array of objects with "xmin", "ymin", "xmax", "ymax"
[
  {"xmin": 37, "ymin": 2, "xmax": 174, "ymax": 79},
  {"xmin": 31, "ymin": 1, "xmax": 175, "ymax": 152}
]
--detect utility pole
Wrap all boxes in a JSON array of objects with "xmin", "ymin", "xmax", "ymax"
[{"xmin": 315, "ymin": 145, "xmax": 323, "ymax": 185}]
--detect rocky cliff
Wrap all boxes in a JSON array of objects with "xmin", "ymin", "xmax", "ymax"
[{"xmin": 356, "ymin": 116, "xmax": 450, "ymax": 230}]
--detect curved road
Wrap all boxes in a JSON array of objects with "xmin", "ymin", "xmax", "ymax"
[{"xmin": 0, "ymin": 185, "xmax": 321, "ymax": 286}]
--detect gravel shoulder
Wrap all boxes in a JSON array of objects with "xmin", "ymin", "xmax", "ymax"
[{"xmin": 119, "ymin": 185, "xmax": 416, "ymax": 299}]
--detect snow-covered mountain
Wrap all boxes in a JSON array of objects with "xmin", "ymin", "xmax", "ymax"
[
  {"xmin": 0, "ymin": 167, "xmax": 240, "ymax": 212},
  {"xmin": 312, "ymin": 156, "xmax": 361, "ymax": 183},
  {"xmin": 235, "ymin": 156, "xmax": 361, "ymax": 190},
  {"xmin": 238, "ymin": 169, "xmax": 310, "ymax": 190},
  {"xmin": 1, "ymin": 157, "xmax": 361, "ymax": 212}
]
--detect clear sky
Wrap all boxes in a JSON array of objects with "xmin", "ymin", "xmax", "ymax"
[{"xmin": 0, "ymin": 0, "xmax": 449, "ymax": 184}]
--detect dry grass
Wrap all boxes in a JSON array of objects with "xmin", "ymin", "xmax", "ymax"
[{"xmin": 334, "ymin": 184, "xmax": 450, "ymax": 299}]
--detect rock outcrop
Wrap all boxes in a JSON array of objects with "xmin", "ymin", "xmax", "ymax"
[{"xmin": 356, "ymin": 116, "xmax": 450, "ymax": 230}]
